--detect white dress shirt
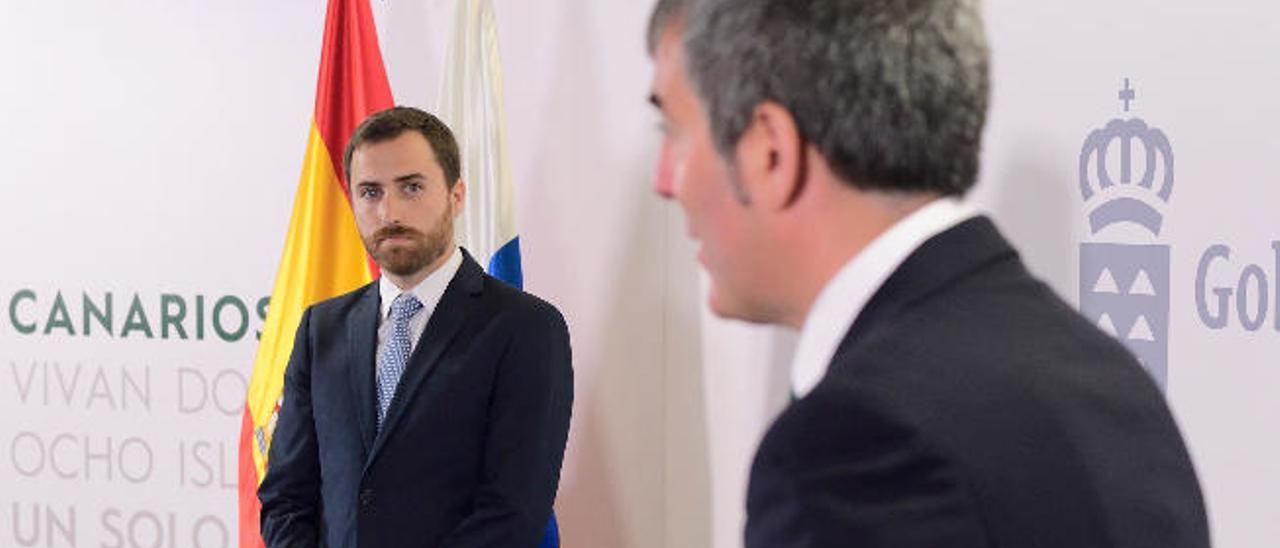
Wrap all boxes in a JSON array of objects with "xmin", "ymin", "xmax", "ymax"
[
  {"xmin": 790, "ymin": 198, "xmax": 979, "ymax": 399},
  {"xmin": 376, "ymin": 246, "xmax": 464, "ymax": 359}
]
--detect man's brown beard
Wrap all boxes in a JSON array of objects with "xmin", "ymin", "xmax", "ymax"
[{"xmin": 366, "ymin": 212, "xmax": 453, "ymax": 277}]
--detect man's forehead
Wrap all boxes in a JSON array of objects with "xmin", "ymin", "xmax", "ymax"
[
  {"xmin": 655, "ymin": 21, "xmax": 684, "ymax": 64},
  {"xmin": 352, "ymin": 133, "xmax": 436, "ymax": 161},
  {"xmin": 649, "ymin": 27, "xmax": 686, "ymax": 105},
  {"xmin": 349, "ymin": 136, "xmax": 442, "ymax": 180}
]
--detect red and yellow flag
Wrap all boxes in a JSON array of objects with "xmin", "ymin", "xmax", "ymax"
[{"xmin": 237, "ymin": 0, "xmax": 393, "ymax": 545}]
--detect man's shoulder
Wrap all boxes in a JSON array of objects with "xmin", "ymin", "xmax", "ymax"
[
  {"xmin": 798, "ymin": 277, "xmax": 1165, "ymax": 463},
  {"xmin": 765, "ymin": 286, "xmax": 1158, "ymax": 460},
  {"xmin": 852, "ymin": 214, "xmax": 1126, "ymax": 376},
  {"xmin": 479, "ymin": 274, "xmax": 566, "ymax": 324},
  {"xmin": 775, "ymin": 283, "xmax": 1204, "ymax": 547},
  {"xmin": 837, "ymin": 275, "xmax": 1139, "ymax": 390},
  {"xmin": 305, "ymin": 281, "xmax": 377, "ymax": 321}
]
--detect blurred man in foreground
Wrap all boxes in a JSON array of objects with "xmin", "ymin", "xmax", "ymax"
[{"xmin": 646, "ymin": 1, "xmax": 1209, "ymax": 546}]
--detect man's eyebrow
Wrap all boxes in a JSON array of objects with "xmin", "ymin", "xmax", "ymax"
[{"xmin": 393, "ymin": 173, "xmax": 426, "ymax": 183}]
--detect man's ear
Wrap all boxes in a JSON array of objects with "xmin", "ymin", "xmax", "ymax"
[
  {"xmin": 734, "ymin": 101, "xmax": 806, "ymax": 211},
  {"xmin": 451, "ymin": 178, "xmax": 467, "ymax": 213}
]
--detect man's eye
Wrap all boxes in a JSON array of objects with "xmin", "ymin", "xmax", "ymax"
[
  {"xmin": 358, "ymin": 187, "xmax": 382, "ymax": 199},
  {"xmin": 404, "ymin": 182, "xmax": 423, "ymax": 194}
]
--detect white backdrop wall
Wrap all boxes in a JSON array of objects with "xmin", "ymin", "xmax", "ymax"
[{"xmin": 0, "ymin": 1, "xmax": 1275, "ymax": 547}]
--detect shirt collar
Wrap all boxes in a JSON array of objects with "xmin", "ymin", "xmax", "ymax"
[
  {"xmin": 790, "ymin": 197, "xmax": 979, "ymax": 398},
  {"xmin": 378, "ymin": 246, "xmax": 464, "ymax": 321}
]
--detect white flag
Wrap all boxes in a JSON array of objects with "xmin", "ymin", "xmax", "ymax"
[{"xmin": 438, "ymin": 0, "xmax": 522, "ymax": 287}]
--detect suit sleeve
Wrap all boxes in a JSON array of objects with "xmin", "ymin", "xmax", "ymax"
[
  {"xmin": 745, "ymin": 389, "xmax": 991, "ymax": 548},
  {"xmin": 256, "ymin": 308, "xmax": 322, "ymax": 548},
  {"xmin": 437, "ymin": 301, "xmax": 574, "ymax": 547}
]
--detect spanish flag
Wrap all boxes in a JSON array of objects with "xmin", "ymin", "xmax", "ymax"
[{"xmin": 237, "ymin": 0, "xmax": 393, "ymax": 545}]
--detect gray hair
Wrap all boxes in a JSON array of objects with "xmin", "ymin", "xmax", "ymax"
[
  {"xmin": 646, "ymin": 0, "xmax": 689, "ymax": 54},
  {"xmin": 666, "ymin": 0, "xmax": 991, "ymax": 196}
]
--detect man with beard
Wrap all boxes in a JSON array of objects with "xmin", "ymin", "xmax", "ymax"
[
  {"xmin": 646, "ymin": 0, "xmax": 1208, "ymax": 547},
  {"xmin": 258, "ymin": 106, "xmax": 573, "ymax": 547}
]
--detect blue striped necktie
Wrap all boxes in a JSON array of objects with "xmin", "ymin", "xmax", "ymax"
[{"xmin": 377, "ymin": 292, "xmax": 423, "ymax": 430}]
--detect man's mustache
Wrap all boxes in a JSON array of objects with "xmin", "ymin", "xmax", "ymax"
[{"xmin": 373, "ymin": 225, "xmax": 424, "ymax": 242}]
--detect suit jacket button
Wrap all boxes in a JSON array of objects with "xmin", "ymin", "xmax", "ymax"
[{"xmin": 359, "ymin": 489, "xmax": 374, "ymax": 508}]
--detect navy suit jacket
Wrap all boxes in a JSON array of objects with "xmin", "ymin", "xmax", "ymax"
[
  {"xmin": 258, "ymin": 250, "xmax": 573, "ymax": 547},
  {"xmin": 745, "ymin": 217, "xmax": 1209, "ymax": 548}
]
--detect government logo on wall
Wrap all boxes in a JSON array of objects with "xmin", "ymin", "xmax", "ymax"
[{"xmin": 1078, "ymin": 79, "xmax": 1174, "ymax": 390}]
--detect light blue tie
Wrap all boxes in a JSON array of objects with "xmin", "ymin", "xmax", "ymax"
[{"xmin": 376, "ymin": 292, "xmax": 423, "ymax": 430}]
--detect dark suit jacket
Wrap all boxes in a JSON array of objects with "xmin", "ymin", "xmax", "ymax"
[
  {"xmin": 258, "ymin": 250, "xmax": 573, "ymax": 547},
  {"xmin": 746, "ymin": 217, "xmax": 1209, "ymax": 548}
]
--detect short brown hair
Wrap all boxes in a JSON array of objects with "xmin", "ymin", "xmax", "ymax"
[{"xmin": 343, "ymin": 106, "xmax": 462, "ymax": 188}]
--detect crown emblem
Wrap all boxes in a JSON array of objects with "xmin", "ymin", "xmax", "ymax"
[{"xmin": 1079, "ymin": 79, "xmax": 1174, "ymax": 238}]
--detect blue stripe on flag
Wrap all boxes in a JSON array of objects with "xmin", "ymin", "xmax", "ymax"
[
  {"xmin": 538, "ymin": 515, "xmax": 560, "ymax": 548},
  {"xmin": 487, "ymin": 236, "xmax": 523, "ymax": 290}
]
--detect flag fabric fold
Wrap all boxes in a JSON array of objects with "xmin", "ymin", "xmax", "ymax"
[
  {"xmin": 439, "ymin": 0, "xmax": 522, "ymax": 290},
  {"xmin": 238, "ymin": 0, "xmax": 394, "ymax": 545}
]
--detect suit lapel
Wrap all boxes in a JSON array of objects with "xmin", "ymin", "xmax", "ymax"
[
  {"xmin": 365, "ymin": 250, "xmax": 487, "ymax": 468},
  {"xmin": 346, "ymin": 284, "xmax": 381, "ymax": 456}
]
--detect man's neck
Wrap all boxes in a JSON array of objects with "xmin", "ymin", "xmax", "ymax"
[{"xmin": 784, "ymin": 191, "xmax": 941, "ymax": 328}]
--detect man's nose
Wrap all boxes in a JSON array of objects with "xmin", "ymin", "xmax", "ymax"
[
  {"xmin": 654, "ymin": 174, "xmax": 675, "ymax": 199},
  {"xmin": 654, "ymin": 148, "xmax": 675, "ymax": 199},
  {"xmin": 378, "ymin": 193, "xmax": 404, "ymax": 224}
]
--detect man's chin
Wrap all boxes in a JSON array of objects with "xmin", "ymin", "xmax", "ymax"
[
  {"xmin": 707, "ymin": 284, "xmax": 783, "ymax": 325},
  {"xmin": 707, "ymin": 289, "xmax": 750, "ymax": 322},
  {"xmin": 375, "ymin": 251, "xmax": 433, "ymax": 278}
]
